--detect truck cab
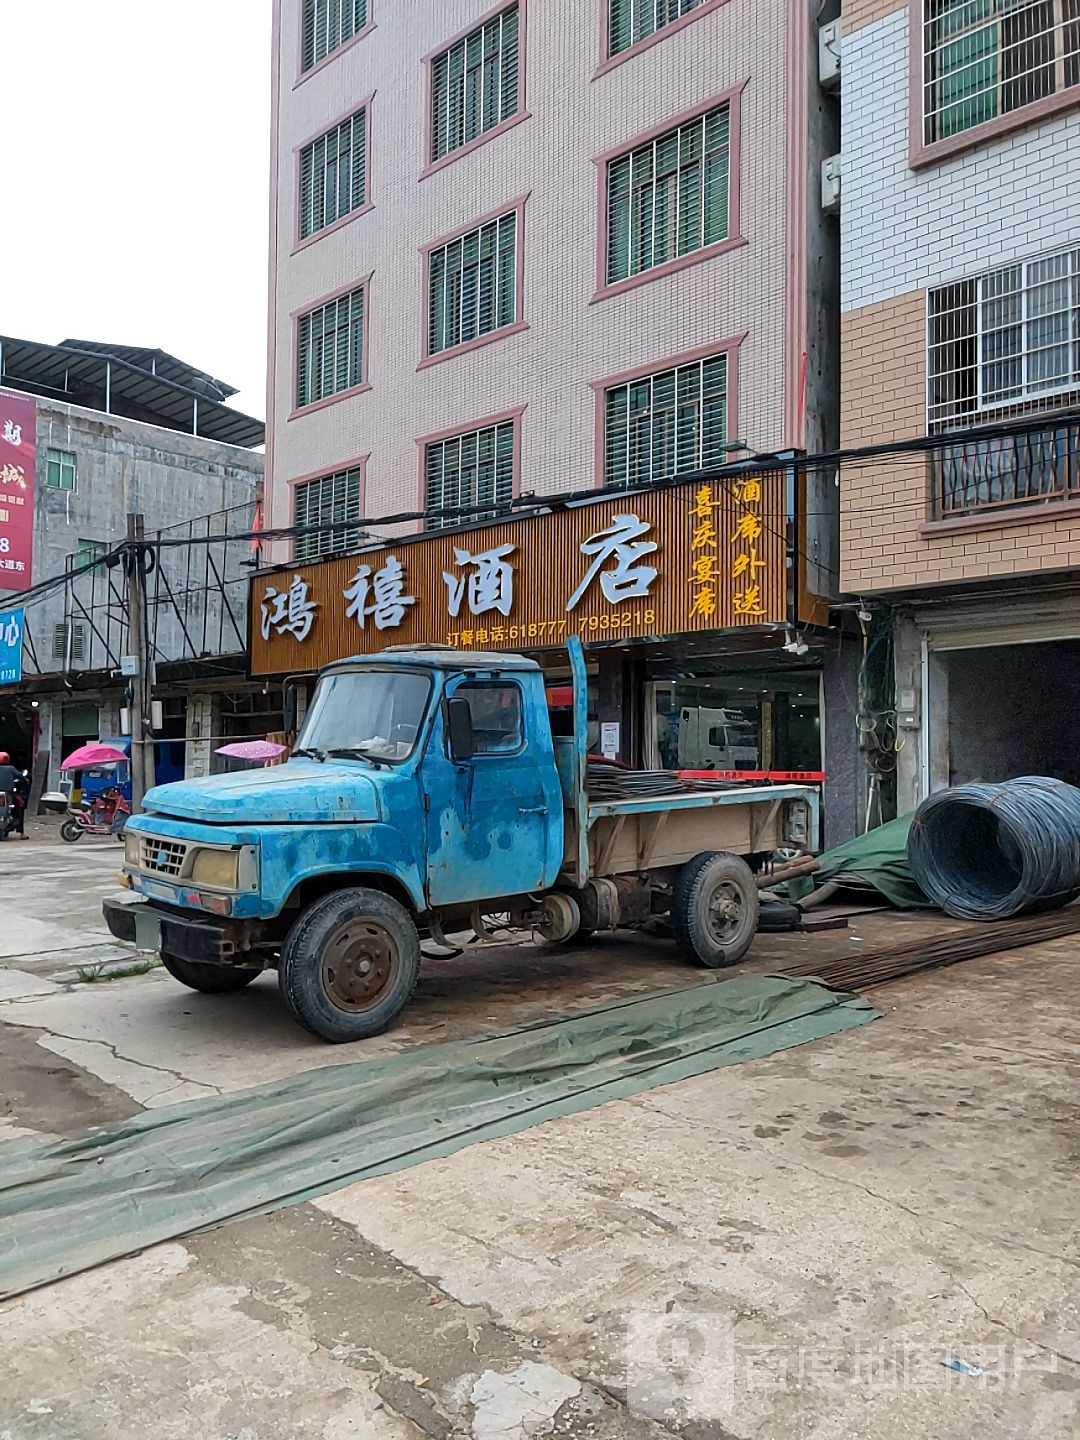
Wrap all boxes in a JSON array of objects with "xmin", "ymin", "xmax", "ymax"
[{"xmin": 106, "ymin": 641, "xmax": 817, "ymax": 1042}]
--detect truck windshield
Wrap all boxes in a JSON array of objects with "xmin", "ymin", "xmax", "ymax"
[{"xmin": 296, "ymin": 669, "xmax": 432, "ymax": 764}]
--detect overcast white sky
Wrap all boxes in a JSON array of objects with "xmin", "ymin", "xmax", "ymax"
[{"xmin": 5, "ymin": 1, "xmax": 270, "ymax": 419}]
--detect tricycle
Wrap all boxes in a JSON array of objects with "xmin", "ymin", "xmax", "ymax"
[
  {"xmin": 61, "ymin": 786, "xmax": 130, "ymax": 842},
  {"xmin": 105, "ymin": 638, "xmax": 818, "ymax": 1042}
]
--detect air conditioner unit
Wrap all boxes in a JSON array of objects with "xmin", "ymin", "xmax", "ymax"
[
  {"xmin": 821, "ymin": 154, "xmax": 842, "ymax": 213},
  {"xmin": 819, "ymin": 19, "xmax": 841, "ymax": 87}
]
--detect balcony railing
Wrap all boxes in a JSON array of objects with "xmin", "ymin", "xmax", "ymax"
[{"xmin": 933, "ymin": 420, "xmax": 1080, "ymax": 519}]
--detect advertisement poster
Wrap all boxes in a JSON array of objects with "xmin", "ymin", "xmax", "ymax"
[
  {"xmin": 0, "ymin": 388, "xmax": 36, "ymax": 592},
  {"xmin": 0, "ymin": 607, "xmax": 24, "ymax": 685}
]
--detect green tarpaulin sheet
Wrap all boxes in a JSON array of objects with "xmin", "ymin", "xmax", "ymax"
[
  {"xmin": 0, "ymin": 974, "xmax": 877, "ymax": 1299},
  {"xmin": 784, "ymin": 813, "xmax": 932, "ymax": 909}
]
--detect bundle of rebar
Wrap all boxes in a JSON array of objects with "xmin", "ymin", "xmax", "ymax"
[
  {"xmin": 907, "ymin": 775, "xmax": 1080, "ymax": 920},
  {"xmin": 584, "ymin": 762, "xmax": 739, "ymax": 802},
  {"xmin": 777, "ymin": 904, "xmax": 1080, "ymax": 991}
]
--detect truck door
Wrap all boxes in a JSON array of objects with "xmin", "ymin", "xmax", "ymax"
[{"xmin": 425, "ymin": 676, "xmax": 561, "ymax": 907}]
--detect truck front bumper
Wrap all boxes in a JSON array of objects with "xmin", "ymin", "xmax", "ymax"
[{"xmin": 103, "ymin": 897, "xmax": 261, "ymax": 967}]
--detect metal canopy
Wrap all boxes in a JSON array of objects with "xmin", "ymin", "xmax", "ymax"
[{"xmin": 0, "ymin": 335, "xmax": 264, "ymax": 449}]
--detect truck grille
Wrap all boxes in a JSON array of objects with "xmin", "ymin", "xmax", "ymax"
[{"xmin": 140, "ymin": 837, "xmax": 188, "ymax": 878}]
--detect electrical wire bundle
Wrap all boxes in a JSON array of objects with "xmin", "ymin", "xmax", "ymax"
[{"xmin": 908, "ymin": 776, "xmax": 1080, "ymax": 921}]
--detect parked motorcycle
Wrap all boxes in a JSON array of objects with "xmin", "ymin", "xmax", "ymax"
[{"xmin": 60, "ymin": 787, "xmax": 130, "ymax": 843}]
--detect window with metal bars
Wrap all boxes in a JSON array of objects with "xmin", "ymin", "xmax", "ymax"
[
  {"xmin": 603, "ymin": 353, "xmax": 728, "ymax": 490},
  {"xmin": 424, "ymin": 420, "xmax": 515, "ymax": 529},
  {"xmin": 608, "ymin": 0, "xmax": 708, "ymax": 57},
  {"xmin": 302, "ymin": 0, "xmax": 368, "ymax": 72},
  {"xmin": 294, "ymin": 467, "xmax": 363, "ymax": 560},
  {"xmin": 928, "ymin": 245, "xmax": 1080, "ymax": 515},
  {"xmin": 299, "ymin": 109, "xmax": 367, "ymax": 240},
  {"xmin": 427, "ymin": 212, "xmax": 517, "ymax": 357},
  {"xmin": 606, "ymin": 104, "xmax": 730, "ymax": 286},
  {"xmin": 296, "ymin": 286, "xmax": 365, "ymax": 409},
  {"xmin": 923, "ymin": 0, "xmax": 1080, "ymax": 144},
  {"xmin": 430, "ymin": 3, "xmax": 519, "ymax": 162},
  {"xmin": 928, "ymin": 243, "xmax": 1080, "ymax": 429}
]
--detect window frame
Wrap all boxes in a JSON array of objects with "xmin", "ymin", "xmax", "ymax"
[
  {"xmin": 76, "ymin": 538, "xmax": 109, "ymax": 574},
  {"xmin": 589, "ymin": 336, "xmax": 743, "ymax": 490},
  {"xmin": 416, "ymin": 406, "xmax": 525, "ymax": 532},
  {"xmin": 418, "ymin": 197, "xmax": 529, "ymax": 369},
  {"xmin": 910, "ymin": 0, "xmax": 1080, "ymax": 167},
  {"xmin": 596, "ymin": 0, "xmax": 731, "ymax": 77},
  {"xmin": 290, "ymin": 455, "xmax": 368, "ymax": 562},
  {"xmin": 591, "ymin": 87, "xmax": 745, "ymax": 303},
  {"xmin": 293, "ymin": 95, "xmax": 374, "ymax": 253},
  {"xmin": 45, "ymin": 446, "xmax": 77, "ymax": 492},
  {"xmin": 421, "ymin": 0, "xmax": 529, "ymax": 179},
  {"xmin": 295, "ymin": 0, "xmax": 374, "ymax": 86},
  {"xmin": 291, "ymin": 275, "xmax": 372, "ymax": 418},
  {"xmin": 926, "ymin": 242, "xmax": 1080, "ymax": 432},
  {"xmin": 450, "ymin": 680, "xmax": 526, "ymax": 756}
]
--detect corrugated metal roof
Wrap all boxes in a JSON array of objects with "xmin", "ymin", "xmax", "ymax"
[
  {"xmin": 0, "ymin": 335, "xmax": 263, "ymax": 449},
  {"xmin": 61, "ymin": 341, "xmax": 239, "ymax": 400}
]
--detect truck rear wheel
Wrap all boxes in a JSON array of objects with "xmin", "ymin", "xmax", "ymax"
[
  {"xmin": 161, "ymin": 952, "xmax": 261, "ymax": 993},
  {"xmin": 672, "ymin": 851, "xmax": 759, "ymax": 969},
  {"xmin": 279, "ymin": 887, "xmax": 421, "ymax": 1043}
]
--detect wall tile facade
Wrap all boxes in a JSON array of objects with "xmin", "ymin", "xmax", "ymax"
[
  {"xmin": 841, "ymin": 0, "xmax": 902, "ymax": 36},
  {"xmin": 268, "ymin": 0, "xmax": 807, "ymax": 543},
  {"xmin": 842, "ymin": 9, "xmax": 1080, "ymax": 315},
  {"xmin": 840, "ymin": 2, "xmax": 1080, "ymax": 594}
]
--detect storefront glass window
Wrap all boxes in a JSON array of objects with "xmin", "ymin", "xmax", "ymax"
[{"xmin": 650, "ymin": 675, "xmax": 821, "ymax": 773}]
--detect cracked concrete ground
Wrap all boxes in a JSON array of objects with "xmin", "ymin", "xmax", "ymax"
[{"xmin": 0, "ymin": 837, "xmax": 1078, "ymax": 1437}]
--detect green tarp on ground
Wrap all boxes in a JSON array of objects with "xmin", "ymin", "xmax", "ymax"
[
  {"xmin": 0, "ymin": 974, "xmax": 877, "ymax": 1299},
  {"xmin": 784, "ymin": 813, "xmax": 933, "ymax": 909}
]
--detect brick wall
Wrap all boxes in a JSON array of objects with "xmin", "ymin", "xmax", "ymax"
[
  {"xmin": 268, "ymin": 0, "xmax": 800, "ymax": 538},
  {"xmin": 842, "ymin": 0, "xmax": 904, "ymax": 37},
  {"xmin": 840, "ymin": 2, "xmax": 1080, "ymax": 596},
  {"xmin": 841, "ymin": 293, "xmax": 1080, "ymax": 593},
  {"xmin": 841, "ymin": 8, "xmax": 1080, "ymax": 315}
]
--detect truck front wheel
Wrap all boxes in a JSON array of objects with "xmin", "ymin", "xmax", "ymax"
[
  {"xmin": 279, "ymin": 887, "xmax": 421, "ymax": 1043},
  {"xmin": 161, "ymin": 953, "xmax": 261, "ymax": 993},
  {"xmin": 671, "ymin": 852, "xmax": 759, "ymax": 969}
]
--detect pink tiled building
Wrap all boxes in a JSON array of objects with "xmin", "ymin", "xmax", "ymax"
[
  {"xmin": 265, "ymin": 0, "xmax": 857, "ymax": 841},
  {"xmin": 267, "ymin": 0, "xmax": 840, "ymax": 554}
]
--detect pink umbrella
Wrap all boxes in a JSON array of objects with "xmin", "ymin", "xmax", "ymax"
[
  {"xmin": 61, "ymin": 743, "xmax": 129, "ymax": 770},
  {"xmin": 215, "ymin": 740, "xmax": 288, "ymax": 762}
]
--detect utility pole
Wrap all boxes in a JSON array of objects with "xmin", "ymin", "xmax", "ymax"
[{"xmin": 125, "ymin": 513, "xmax": 156, "ymax": 810}]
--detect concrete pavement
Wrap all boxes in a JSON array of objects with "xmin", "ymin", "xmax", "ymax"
[{"xmin": 0, "ymin": 836, "xmax": 1078, "ymax": 1437}]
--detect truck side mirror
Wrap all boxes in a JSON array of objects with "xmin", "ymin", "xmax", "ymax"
[{"xmin": 446, "ymin": 696, "xmax": 475, "ymax": 762}]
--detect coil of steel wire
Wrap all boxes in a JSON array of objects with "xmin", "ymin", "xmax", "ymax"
[{"xmin": 908, "ymin": 775, "xmax": 1080, "ymax": 921}]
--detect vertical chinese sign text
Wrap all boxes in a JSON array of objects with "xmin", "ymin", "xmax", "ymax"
[{"xmin": 0, "ymin": 389, "xmax": 36, "ymax": 593}]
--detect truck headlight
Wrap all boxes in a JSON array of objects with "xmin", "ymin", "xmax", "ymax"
[
  {"xmin": 190, "ymin": 848, "xmax": 240, "ymax": 890},
  {"xmin": 125, "ymin": 832, "xmax": 140, "ymax": 868}
]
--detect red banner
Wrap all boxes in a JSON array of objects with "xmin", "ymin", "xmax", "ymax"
[
  {"xmin": 0, "ymin": 388, "xmax": 35, "ymax": 593},
  {"xmin": 678, "ymin": 770, "xmax": 825, "ymax": 784}
]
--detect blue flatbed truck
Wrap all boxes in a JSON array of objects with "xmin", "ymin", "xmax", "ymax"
[{"xmin": 105, "ymin": 639, "xmax": 818, "ymax": 1042}]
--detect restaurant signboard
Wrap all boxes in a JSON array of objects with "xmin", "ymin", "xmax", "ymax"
[{"xmin": 250, "ymin": 470, "xmax": 789, "ymax": 676}]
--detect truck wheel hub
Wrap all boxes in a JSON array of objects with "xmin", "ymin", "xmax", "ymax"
[
  {"xmin": 707, "ymin": 882, "xmax": 743, "ymax": 941},
  {"xmin": 322, "ymin": 920, "xmax": 397, "ymax": 1011}
]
